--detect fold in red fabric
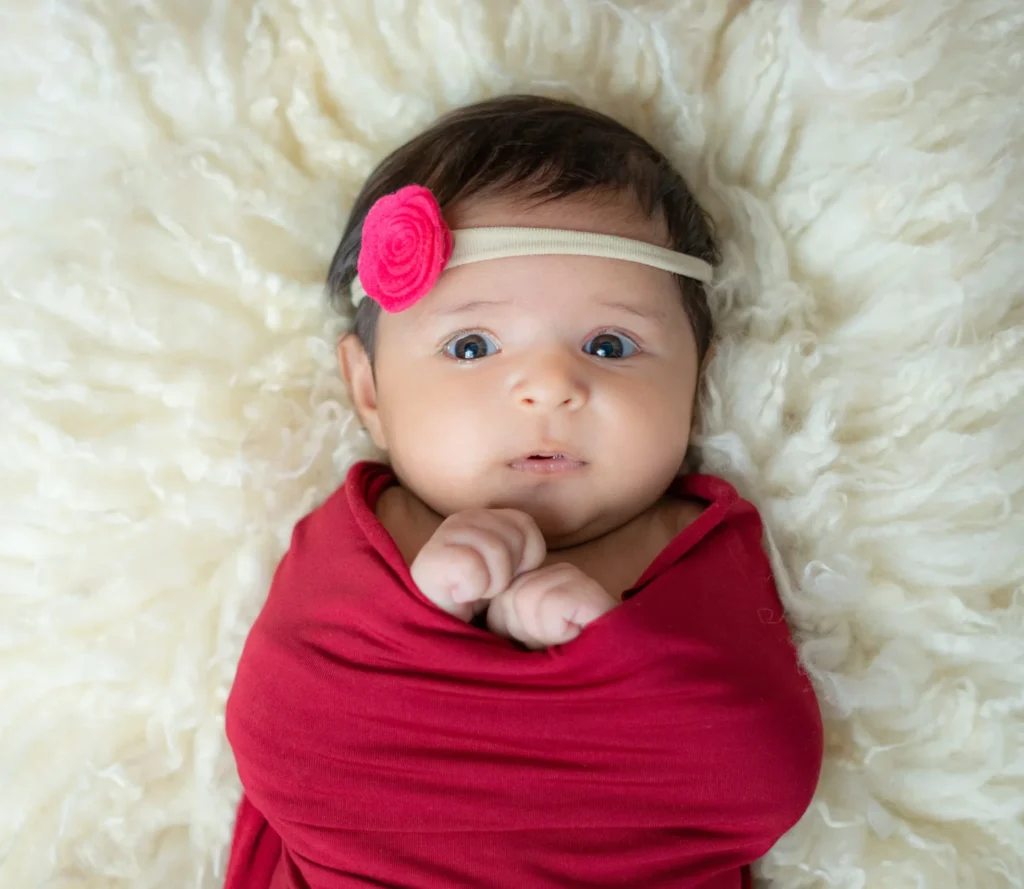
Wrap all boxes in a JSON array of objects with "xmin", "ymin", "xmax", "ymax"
[{"xmin": 225, "ymin": 461, "xmax": 823, "ymax": 888}]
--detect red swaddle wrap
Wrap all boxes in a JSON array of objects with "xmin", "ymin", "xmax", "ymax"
[{"xmin": 225, "ymin": 462, "xmax": 823, "ymax": 888}]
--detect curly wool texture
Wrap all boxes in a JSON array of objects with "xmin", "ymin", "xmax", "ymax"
[{"xmin": 1, "ymin": 1, "xmax": 1022, "ymax": 887}]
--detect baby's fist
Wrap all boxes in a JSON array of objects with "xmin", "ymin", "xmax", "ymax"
[
  {"xmin": 410, "ymin": 508, "xmax": 546, "ymax": 619},
  {"xmin": 486, "ymin": 562, "xmax": 617, "ymax": 650}
]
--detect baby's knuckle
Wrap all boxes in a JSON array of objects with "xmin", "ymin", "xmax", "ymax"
[
  {"xmin": 448, "ymin": 543, "xmax": 485, "ymax": 574},
  {"xmin": 475, "ymin": 533, "xmax": 512, "ymax": 566},
  {"xmin": 449, "ymin": 508, "xmax": 488, "ymax": 530},
  {"xmin": 545, "ymin": 562, "xmax": 577, "ymax": 580}
]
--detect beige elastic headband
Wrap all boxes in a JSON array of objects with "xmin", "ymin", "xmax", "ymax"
[{"xmin": 349, "ymin": 227, "xmax": 713, "ymax": 308}]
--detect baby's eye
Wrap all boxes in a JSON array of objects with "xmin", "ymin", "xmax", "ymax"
[
  {"xmin": 583, "ymin": 332, "xmax": 640, "ymax": 359},
  {"xmin": 444, "ymin": 332, "xmax": 500, "ymax": 361}
]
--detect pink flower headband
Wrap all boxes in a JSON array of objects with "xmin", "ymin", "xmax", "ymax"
[{"xmin": 352, "ymin": 185, "xmax": 714, "ymax": 313}]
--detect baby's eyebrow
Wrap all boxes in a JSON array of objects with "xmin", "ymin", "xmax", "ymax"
[
  {"xmin": 427, "ymin": 299, "xmax": 507, "ymax": 317},
  {"xmin": 595, "ymin": 299, "xmax": 669, "ymax": 323},
  {"xmin": 427, "ymin": 296, "xmax": 669, "ymax": 323}
]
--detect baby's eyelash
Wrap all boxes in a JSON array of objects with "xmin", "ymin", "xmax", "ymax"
[
  {"xmin": 436, "ymin": 328, "xmax": 497, "ymax": 351},
  {"xmin": 588, "ymin": 327, "xmax": 643, "ymax": 344}
]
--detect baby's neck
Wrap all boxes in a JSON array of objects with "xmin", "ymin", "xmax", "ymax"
[{"xmin": 375, "ymin": 482, "xmax": 704, "ymax": 601}]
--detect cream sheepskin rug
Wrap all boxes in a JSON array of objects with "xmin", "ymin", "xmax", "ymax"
[{"xmin": 2, "ymin": 1, "xmax": 1022, "ymax": 887}]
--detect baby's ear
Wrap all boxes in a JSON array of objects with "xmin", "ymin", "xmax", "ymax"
[{"xmin": 337, "ymin": 333, "xmax": 386, "ymax": 450}]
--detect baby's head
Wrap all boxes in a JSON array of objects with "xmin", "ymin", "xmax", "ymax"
[{"xmin": 329, "ymin": 95, "xmax": 719, "ymax": 547}]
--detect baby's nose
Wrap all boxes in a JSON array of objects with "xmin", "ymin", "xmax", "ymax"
[{"xmin": 512, "ymin": 355, "xmax": 588, "ymax": 411}]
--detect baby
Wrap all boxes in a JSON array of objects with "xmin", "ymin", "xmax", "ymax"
[
  {"xmin": 335, "ymin": 103, "xmax": 716, "ymax": 651},
  {"xmin": 225, "ymin": 95, "xmax": 822, "ymax": 889}
]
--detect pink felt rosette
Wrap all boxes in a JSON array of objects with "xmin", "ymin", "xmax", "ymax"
[{"xmin": 356, "ymin": 185, "xmax": 453, "ymax": 313}]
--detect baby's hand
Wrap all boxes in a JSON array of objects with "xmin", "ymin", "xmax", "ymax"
[
  {"xmin": 410, "ymin": 508, "xmax": 546, "ymax": 620},
  {"xmin": 486, "ymin": 563, "xmax": 618, "ymax": 650}
]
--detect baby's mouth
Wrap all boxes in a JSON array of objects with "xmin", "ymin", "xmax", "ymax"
[{"xmin": 509, "ymin": 452, "xmax": 587, "ymax": 472}]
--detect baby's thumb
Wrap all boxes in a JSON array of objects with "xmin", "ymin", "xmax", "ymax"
[
  {"xmin": 544, "ymin": 600, "xmax": 597, "ymax": 646},
  {"xmin": 565, "ymin": 590, "xmax": 616, "ymax": 629}
]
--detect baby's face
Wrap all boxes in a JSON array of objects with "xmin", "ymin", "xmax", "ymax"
[{"xmin": 356, "ymin": 192, "xmax": 701, "ymax": 548}]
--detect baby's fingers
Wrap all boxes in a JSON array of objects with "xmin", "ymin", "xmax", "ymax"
[
  {"xmin": 489, "ymin": 564, "xmax": 615, "ymax": 650},
  {"xmin": 534, "ymin": 581, "xmax": 615, "ymax": 646},
  {"xmin": 491, "ymin": 509, "xmax": 546, "ymax": 576},
  {"xmin": 540, "ymin": 588, "xmax": 612, "ymax": 636},
  {"xmin": 410, "ymin": 541, "xmax": 491, "ymax": 615},
  {"xmin": 442, "ymin": 527, "xmax": 516, "ymax": 603},
  {"xmin": 410, "ymin": 508, "xmax": 548, "ymax": 617}
]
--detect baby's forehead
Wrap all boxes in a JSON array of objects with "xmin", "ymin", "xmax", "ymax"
[{"xmin": 417, "ymin": 259, "xmax": 681, "ymax": 328}]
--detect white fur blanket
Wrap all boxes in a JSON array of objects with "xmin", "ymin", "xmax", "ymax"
[{"xmin": 2, "ymin": 1, "xmax": 1022, "ymax": 887}]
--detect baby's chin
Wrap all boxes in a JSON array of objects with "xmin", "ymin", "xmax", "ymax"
[{"xmin": 485, "ymin": 495, "xmax": 619, "ymax": 551}]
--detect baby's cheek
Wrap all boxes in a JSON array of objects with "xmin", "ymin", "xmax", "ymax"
[
  {"xmin": 390, "ymin": 403, "xmax": 497, "ymax": 513},
  {"xmin": 616, "ymin": 383, "xmax": 690, "ymax": 442},
  {"xmin": 607, "ymin": 387, "xmax": 693, "ymax": 487}
]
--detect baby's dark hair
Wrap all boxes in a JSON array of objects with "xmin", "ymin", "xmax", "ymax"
[{"xmin": 326, "ymin": 94, "xmax": 719, "ymax": 364}]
